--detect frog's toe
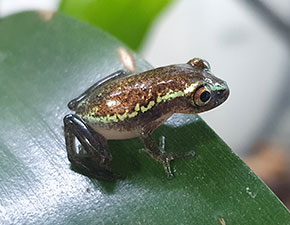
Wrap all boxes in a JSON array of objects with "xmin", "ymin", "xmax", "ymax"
[
  {"xmin": 92, "ymin": 168, "xmax": 124, "ymax": 181},
  {"xmin": 171, "ymin": 151, "xmax": 195, "ymax": 159},
  {"xmin": 159, "ymin": 151, "xmax": 195, "ymax": 179}
]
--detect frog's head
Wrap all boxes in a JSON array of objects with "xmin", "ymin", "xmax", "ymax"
[{"xmin": 184, "ymin": 58, "xmax": 229, "ymax": 113}]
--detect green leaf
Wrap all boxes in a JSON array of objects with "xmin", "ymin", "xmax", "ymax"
[
  {"xmin": 59, "ymin": 0, "xmax": 173, "ymax": 51},
  {"xmin": 0, "ymin": 12, "xmax": 290, "ymax": 225}
]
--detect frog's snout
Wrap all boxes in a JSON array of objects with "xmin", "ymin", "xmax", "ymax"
[{"xmin": 216, "ymin": 87, "xmax": 229, "ymax": 100}]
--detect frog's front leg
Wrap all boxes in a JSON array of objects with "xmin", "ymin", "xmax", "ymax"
[
  {"xmin": 63, "ymin": 114, "xmax": 117, "ymax": 180},
  {"xmin": 140, "ymin": 132, "xmax": 195, "ymax": 178}
]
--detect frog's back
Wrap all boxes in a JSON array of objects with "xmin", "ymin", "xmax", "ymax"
[{"xmin": 75, "ymin": 65, "xmax": 194, "ymax": 125}]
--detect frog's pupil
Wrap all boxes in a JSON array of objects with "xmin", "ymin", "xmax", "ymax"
[{"xmin": 200, "ymin": 91, "xmax": 211, "ymax": 102}]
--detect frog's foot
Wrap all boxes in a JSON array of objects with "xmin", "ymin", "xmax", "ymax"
[
  {"xmin": 68, "ymin": 153, "xmax": 122, "ymax": 180},
  {"xmin": 146, "ymin": 149, "xmax": 195, "ymax": 179},
  {"xmin": 140, "ymin": 134, "xmax": 195, "ymax": 178},
  {"xmin": 64, "ymin": 114, "xmax": 121, "ymax": 181}
]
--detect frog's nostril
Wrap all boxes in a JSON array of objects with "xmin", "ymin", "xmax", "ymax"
[
  {"xmin": 216, "ymin": 89, "xmax": 229, "ymax": 99},
  {"xmin": 216, "ymin": 90, "xmax": 223, "ymax": 96}
]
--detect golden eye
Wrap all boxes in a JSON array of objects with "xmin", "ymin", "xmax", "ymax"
[
  {"xmin": 193, "ymin": 85, "xmax": 212, "ymax": 106},
  {"xmin": 187, "ymin": 58, "xmax": 211, "ymax": 71}
]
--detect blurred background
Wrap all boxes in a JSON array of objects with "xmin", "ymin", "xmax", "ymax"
[{"xmin": 1, "ymin": 0, "xmax": 289, "ymax": 207}]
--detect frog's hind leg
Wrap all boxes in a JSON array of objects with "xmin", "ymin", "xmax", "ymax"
[
  {"xmin": 68, "ymin": 70, "xmax": 130, "ymax": 110},
  {"xmin": 63, "ymin": 114, "xmax": 118, "ymax": 180},
  {"xmin": 140, "ymin": 133, "xmax": 195, "ymax": 178}
]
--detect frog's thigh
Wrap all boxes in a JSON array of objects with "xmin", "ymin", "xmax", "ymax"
[{"xmin": 63, "ymin": 114, "xmax": 112, "ymax": 168}]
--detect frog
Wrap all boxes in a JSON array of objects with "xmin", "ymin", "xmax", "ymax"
[{"xmin": 63, "ymin": 58, "xmax": 229, "ymax": 180}]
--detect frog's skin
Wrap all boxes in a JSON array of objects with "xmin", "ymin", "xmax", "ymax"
[{"xmin": 63, "ymin": 58, "xmax": 229, "ymax": 180}]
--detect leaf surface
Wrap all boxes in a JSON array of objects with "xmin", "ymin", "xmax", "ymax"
[{"xmin": 0, "ymin": 12, "xmax": 289, "ymax": 225}]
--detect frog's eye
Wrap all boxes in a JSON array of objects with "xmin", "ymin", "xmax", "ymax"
[
  {"xmin": 193, "ymin": 85, "xmax": 212, "ymax": 106},
  {"xmin": 187, "ymin": 58, "xmax": 211, "ymax": 71}
]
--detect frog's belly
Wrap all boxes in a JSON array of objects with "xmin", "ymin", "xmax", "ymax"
[
  {"xmin": 92, "ymin": 126, "xmax": 140, "ymax": 140},
  {"xmin": 90, "ymin": 113, "xmax": 173, "ymax": 140}
]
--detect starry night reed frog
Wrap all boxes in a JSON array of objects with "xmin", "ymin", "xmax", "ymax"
[{"xmin": 63, "ymin": 58, "xmax": 229, "ymax": 180}]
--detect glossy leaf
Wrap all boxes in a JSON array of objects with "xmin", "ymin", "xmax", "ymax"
[
  {"xmin": 0, "ymin": 12, "xmax": 290, "ymax": 225},
  {"xmin": 59, "ymin": 0, "xmax": 173, "ymax": 51}
]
